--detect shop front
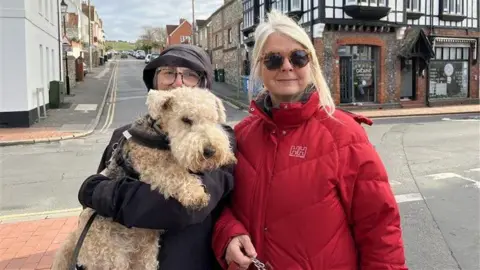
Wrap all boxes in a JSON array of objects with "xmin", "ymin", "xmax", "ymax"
[
  {"xmin": 429, "ymin": 37, "xmax": 478, "ymax": 102},
  {"xmin": 337, "ymin": 45, "xmax": 379, "ymax": 104}
]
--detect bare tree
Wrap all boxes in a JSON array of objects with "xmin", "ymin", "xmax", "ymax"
[{"xmin": 138, "ymin": 26, "xmax": 167, "ymax": 52}]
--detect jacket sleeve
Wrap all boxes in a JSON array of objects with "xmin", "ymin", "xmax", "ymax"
[
  {"xmin": 212, "ymin": 206, "xmax": 249, "ymax": 268},
  {"xmin": 337, "ymin": 141, "xmax": 407, "ymax": 270},
  {"xmin": 78, "ymin": 125, "xmax": 236, "ymax": 230}
]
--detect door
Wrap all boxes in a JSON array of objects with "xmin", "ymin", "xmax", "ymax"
[
  {"xmin": 401, "ymin": 59, "xmax": 414, "ymax": 99},
  {"xmin": 339, "ymin": 56, "xmax": 353, "ymax": 103}
]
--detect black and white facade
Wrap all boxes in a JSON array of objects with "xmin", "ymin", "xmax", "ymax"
[{"xmin": 241, "ymin": 0, "xmax": 479, "ymax": 107}]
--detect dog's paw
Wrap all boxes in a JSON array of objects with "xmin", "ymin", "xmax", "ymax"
[{"xmin": 179, "ymin": 185, "xmax": 210, "ymax": 209}]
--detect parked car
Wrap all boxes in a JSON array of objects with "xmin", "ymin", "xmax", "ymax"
[
  {"xmin": 151, "ymin": 53, "xmax": 160, "ymax": 61},
  {"xmin": 82, "ymin": 62, "xmax": 89, "ymax": 76},
  {"xmin": 145, "ymin": 54, "xmax": 152, "ymax": 64}
]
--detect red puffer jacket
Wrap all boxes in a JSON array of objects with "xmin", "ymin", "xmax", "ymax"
[{"xmin": 212, "ymin": 91, "xmax": 407, "ymax": 270}]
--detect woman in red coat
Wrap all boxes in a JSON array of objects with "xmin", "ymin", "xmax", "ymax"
[{"xmin": 212, "ymin": 9, "xmax": 408, "ymax": 270}]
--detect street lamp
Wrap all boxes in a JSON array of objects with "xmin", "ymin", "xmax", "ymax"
[{"xmin": 60, "ymin": 0, "xmax": 71, "ymax": 95}]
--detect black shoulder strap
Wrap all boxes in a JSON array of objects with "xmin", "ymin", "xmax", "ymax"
[{"xmin": 70, "ymin": 211, "xmax": 98, "ymax": 270}]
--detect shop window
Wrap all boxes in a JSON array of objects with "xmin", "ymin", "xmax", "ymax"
[
  {"xmin": 338, "ymin": 45, "xmax": 379, "ymax": 103},
  {"xmin": 429, "ymin": 46, "xmax": 469, "ymax": 99}
]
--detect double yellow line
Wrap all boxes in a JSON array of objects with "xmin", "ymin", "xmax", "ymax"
[{"xmin": 100, "ymin": 62, "xmax": 119, "ymax": 133}]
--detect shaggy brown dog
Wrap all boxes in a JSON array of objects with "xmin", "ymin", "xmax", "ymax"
[{"xmin": 52, "ymin": 86, "xmax": 237, "ymax": 270}]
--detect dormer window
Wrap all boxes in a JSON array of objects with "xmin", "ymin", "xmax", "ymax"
[
  {"xmin": 406, "ymin": 0, "xmax": 424, "ymax": 20},
  {"xmin": 343, "ymin": 0, "xmax": 391, "ymax": 20},
  {"xmin": 439, "ymin": 0, "xmax": 466, "ymax": 21}
]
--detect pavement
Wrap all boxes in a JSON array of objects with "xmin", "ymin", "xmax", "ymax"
[
  {"xmin": 0, "ymin": 60, "xmax": 479, "ymax": 269},
  {"xmin": 0, "ymin": 59, "xmax": 118, "ymax": 146},
  {"xmin": 211, "ymin": 81, "xmax": 480, "ymax": 118}
]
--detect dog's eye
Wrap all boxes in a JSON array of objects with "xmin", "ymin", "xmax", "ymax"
[{"xmin": 181, "ymin": 117, "xmax": 193, "ymax": 125}]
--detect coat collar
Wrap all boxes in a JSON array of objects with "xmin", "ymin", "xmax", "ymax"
[{"xmin": 249, "ymin": 86, "xmax": 320, "ymax": 129}]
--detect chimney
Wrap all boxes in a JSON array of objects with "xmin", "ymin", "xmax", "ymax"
[{"xmin": 179, "ymin": 18, "xmax": 186, "ymax": 24}]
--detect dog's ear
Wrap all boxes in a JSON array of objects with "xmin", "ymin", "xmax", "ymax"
[
  {"xmin": 214, "ymin": 97, "xmax": 227, "ymax": 124},
  {"xmin": 146, "ymin": 90, "xmax": 175, "ymax": 119}
]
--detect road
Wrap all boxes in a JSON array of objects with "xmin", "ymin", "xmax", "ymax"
[{"xmin": 0, "ymin": 59, "xmax": 479, "ymax": 269}]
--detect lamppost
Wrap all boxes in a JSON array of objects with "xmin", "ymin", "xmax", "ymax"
[{"xmin": 60, "ymin": 0, "xmax": 71, "ymax": 95}]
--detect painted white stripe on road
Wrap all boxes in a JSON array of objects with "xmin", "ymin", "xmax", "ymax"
[
  {"xmin": 390, "ymin": 180, "xmax": 402, "ymax": 186},
  {"xmin": 466, "ymin": 168, "xmax": 480, "ymax": 172},
  {"xmin": 395, "ymin": 193, "xmax": 424, "ymax": 203},
  {"xmin": 442, "ymin": 117, "xmax": 480, "ymax": 122},
  {"xmin": 427, "ymin": 172, "xmax": 480, "ymax": 188}
]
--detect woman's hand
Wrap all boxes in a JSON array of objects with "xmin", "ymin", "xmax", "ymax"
[{"xmin": 225, "ymin": 235, "xmax": 257, "ymax": 269}]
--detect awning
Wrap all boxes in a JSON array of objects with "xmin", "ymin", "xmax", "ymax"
[{"xmin": 398, "ymin": 28, "xmax": 435, "ymax": 60}]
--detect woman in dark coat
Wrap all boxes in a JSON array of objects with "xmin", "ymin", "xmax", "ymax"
[{"xmin": 78, "ymin": 44, "xmax": 234, "ymax": 270}]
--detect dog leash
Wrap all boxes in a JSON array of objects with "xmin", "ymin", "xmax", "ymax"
[
  {"xmin": 69, "ymin": 211, "xmax": 98, "ymax": 270},
  {"xmin": 251, "ymin": 257, "xmax": 267, "ymax": 270}
]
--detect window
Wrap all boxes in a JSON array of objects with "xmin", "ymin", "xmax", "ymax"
[
  {"xmin": 443, "ymin": 0, "xmax": 463, "ymax": 14},
  {"xmin": 243, "ymin": 0, "xmax": 254, "ymax": 28},
  {"xmin": 215, "ymin": 34, "xmax": 218, "ymax": 47},
  {"xmin": 406, "ymin": 0, "xmax": 420, "ymax": 11},
  {"xmin": 282, "ymin": 0, "xmax": 288, "ymax": 13},
  {"xmin": 180, "ymin": 36, "xmax": 191, "ymax": 43},
  {"xmin": 39, "ymin": 0, "xmax": 43, "ymax": 15},
  {"xmin": 50, "ymin": 0, "xmax": 54, "ymax": 22},
  {"xmin": 46, "ymin": 47, "xmax": 50, "ymax": 89},
  {"xmin": 228, "ymin": 28, "xmax": 232, "ymax": 43},
  {"xmin": 45, "ymin": 0, "xmax": 49, "ymax": 21},
  {"xmin": 291, "ymin": 0, "xmax": 301, "ymax": 11},
  {"xmin": 51, "ymin": 49, "xmax": 55, "ymax": 81},
  {"xmin": 345, "ymin": 0, "xmax": 386, "ymax": 6},
  {"xmin": 430, "ymin": 46, "xmax": 469, "ymax": 99},
  {"xmin": 40, "ymin": 45, "xmax": 44, "ymax": 90},
  {"xmin": 259, "ymin": 0, "xmax": 265, "ymax": 23}
]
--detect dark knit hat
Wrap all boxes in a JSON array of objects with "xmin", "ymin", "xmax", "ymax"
[{"xmin": 143, "ymin": 44, "xmax": 213, "ymax": 90}]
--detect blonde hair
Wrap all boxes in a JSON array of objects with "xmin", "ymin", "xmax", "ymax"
[{"xmin": 249, "ymin": 9, "xmax": 335, "ymax": 115}]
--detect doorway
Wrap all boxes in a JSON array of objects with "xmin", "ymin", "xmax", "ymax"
[
  {"xmin": 400, "ymin": 59, "xmax": 416, "ymax": 100},
  {"xmin": 338, "ymin": 45, "xmax": 378, "ymax": 104}
]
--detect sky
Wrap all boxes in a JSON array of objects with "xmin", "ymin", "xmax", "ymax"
[{"xmin": 91, "ymin": 0, "xmax": 224, "ymax": 42}]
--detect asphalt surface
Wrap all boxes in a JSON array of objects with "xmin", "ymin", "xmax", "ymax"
[{"xmin": 0, "ymin": 59, "xmax": 478, "ymax": 269}]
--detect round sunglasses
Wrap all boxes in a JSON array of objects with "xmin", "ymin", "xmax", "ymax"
[{"xmin": 260, "ymin": 49, "xmax": 311, "ymax": 70}]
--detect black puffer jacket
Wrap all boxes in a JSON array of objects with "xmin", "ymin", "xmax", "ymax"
[{"xmin": 78, "ymin": 124, "xmax": 235, "ymax": 270}]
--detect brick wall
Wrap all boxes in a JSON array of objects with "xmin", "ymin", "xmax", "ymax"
[
  {"xmin": 169, "ymin": 21, "xmax": 192, "ymax": 45},
  {"xmin": 222, "ymin": 0, "xmax": 243, "ymax": 87},
  {"xmin": 207, "ymin": 0, "xmax": 244, "ymax": 86},
  {"xmin": 63, "ymin": 55, "xmax": 77, "ymax": 89},
  {"xmin": 320, "ymin": 31, "xmax": 399, "ymax": 105},
  {"xmin": 210, "ymin": 11, "xmax": 224, "ymax": 69}
]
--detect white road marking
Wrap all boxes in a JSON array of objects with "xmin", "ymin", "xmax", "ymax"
[
  {"xmin": 466, "ymin": 168, "xmax": 480, "ymax": 172},
  {"xmin": 395, "ymin": 193, "xmax": 424, "ymax": 203},
  {"xmin": 427, "ymin": 172, "xmax": 480, "ymax": 188},
  {"xmin": 442, "ymin": 117, "xmax": 480, "ymax": 122},
  {"xmin": 390, "ymin": 180, "xmax": 402, "ymax": 186}
]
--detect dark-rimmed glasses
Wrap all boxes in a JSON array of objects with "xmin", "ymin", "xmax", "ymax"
[
  {"xmin": 260, "ymin": 49, "xmax": 311, "ymax": 70},
  {"xmin": 156, "ymin": 68, "xmax": 202, "ymax": 87}
]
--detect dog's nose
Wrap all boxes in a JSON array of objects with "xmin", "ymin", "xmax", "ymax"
[{"xmin": 203, "ymin": 147, "xmax": 216, "ymax": 158}]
